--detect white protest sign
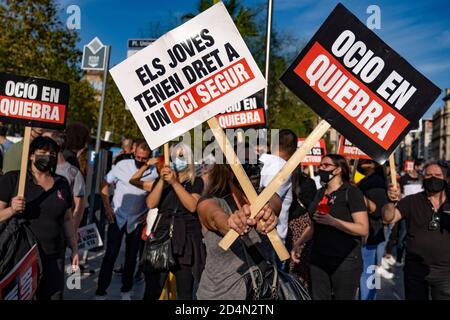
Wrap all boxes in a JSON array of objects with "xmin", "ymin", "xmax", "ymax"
[
  {"xmin": 77, "ymin": 223, "xmax": 103, "ymax": 251},
  {"xmin": 110, "ymin": 2, "xmax": 265, "ymax": 150}
]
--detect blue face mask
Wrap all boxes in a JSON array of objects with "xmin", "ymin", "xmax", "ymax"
[{"xmin": 171, "ymin": 158, "xmax": 188, "ymax": 172}]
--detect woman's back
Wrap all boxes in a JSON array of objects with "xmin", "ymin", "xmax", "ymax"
[{"xmin": 197, "ymin": 195, "xmax": 272, "ymax": 300}]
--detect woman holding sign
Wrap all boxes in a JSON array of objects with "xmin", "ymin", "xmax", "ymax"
[
  {"xmin": 0, "ymin": 136, "xmax": 78, "ymax": 300},
  {"xmin": 196, "ymin": 164, "xmax": 282, "ymax": 300},
  {"xmin": 143, "ymin": 142, "xmax": 205, "ymax": 300},
  {"xmin": 291, "ymin": 154, "xmax": 368, "ymax": 300}
]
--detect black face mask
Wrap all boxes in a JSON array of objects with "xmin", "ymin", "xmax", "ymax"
[
  {"xmin": 318, "ymin": 169, "xmax": 335, "ymax": 185},
  {"xmin": 34, "ymin": 155, "xmax": 57, "ymax": 173},
  {"xmin": 423, "ymin": 177, "xmax": 446, "ymax": 193},
  {"xmin": 135, "ymin": 159, "xmax": 145, "ymax": 169}
]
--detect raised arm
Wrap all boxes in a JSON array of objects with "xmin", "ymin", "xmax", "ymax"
[
  {"xmin": 382, "ymin": 183, "xmax": 402, "ymax": 225},
  {"xmin": 146, "ymin": 178, "xmax": 164, "ymax": 209},
  {"xmin": 129, "ymin": 158, "xmax": 159, "ymax": 192}
]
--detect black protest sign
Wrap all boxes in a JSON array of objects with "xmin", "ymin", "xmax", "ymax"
[
  {"xmin": 0, "ymin": 73, "xmax": 69, "ymax": 130},
  {"xmin": 216, "ymin": 90, "xmax": 267, "ymax": 129},
  {"xmin": 281, "ymin": 3, "xmax": 441, "ymax": 163}
]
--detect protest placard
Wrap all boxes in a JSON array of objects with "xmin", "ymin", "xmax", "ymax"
[
  {"xmin": 0, "ymin": 73, "xmax": 70, "ymax": 198},
  {"xmin": 77, "ymin": 223, "xmax": 103, "ymax": 251},
  {"xmin": 338, "ymin": 136, "xmax": 370, "ymax": 159},
  {"xmin": 216, "ymin": 90, "xmax": 266, "ymax": 129},
  {"xmin": 110, "ymin": 2, "xmax": 265, "ymax": 150},
  {"xmin": 280, "ymin": 3, "xmax": 441, "ymax": 164},
  {"xmin": 297, "ymin": 138, "xmax": 326, "ymax": 166},
  {"xmin": 0, "ymin": 245, "xmax": 39, "ymax": 300},
  {"xmin": 0, "ymin": 73, "xmax": 69, "ymax": 130}
]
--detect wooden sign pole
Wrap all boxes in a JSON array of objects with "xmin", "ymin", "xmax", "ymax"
[
  {"xmin": 164, "ymin": 143, "xmax": 170, "ymax": 166},
  {"xmin": 309, "ymin": 165, "xmax": 315, "ymax": 179},
  {"xmin": 389, "ymin": 153, "xmax": 397, "ymax": 187},
  {"xmin": 217, "ymin": 119, "xmax": 331, "ymax": 252},
  {"xmin": 206, "ymin": 118, "xmax": 294, "ymax": 260},
  {"xmin": 17, "ymin": 126, "xmax": 32, "ymax": 197}
]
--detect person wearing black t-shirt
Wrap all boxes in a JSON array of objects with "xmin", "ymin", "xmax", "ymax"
[
  {"xmin": 291, "ymin": 154, "xmax": 369, "ymax": 300},
  {"xmin": 383, "ymin": 161, "xmax": 450, "ymax": 300},
  {"xmin": 143, "ymin": 143, "xmax": 205, "ymax": 300},
  {"xmin": 0, "ymin": 136, "xmax": 78, "ymax": 300},
  {"xmin": 384, "ymin": 160, "xmax": 424, "ymax": 267}
]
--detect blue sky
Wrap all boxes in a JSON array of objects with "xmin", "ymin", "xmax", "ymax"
[{"xmin": 56, "ymin": 0, "xmax": 450, "ymax": 117}]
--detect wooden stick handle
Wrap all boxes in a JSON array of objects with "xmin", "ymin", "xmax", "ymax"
[
  {"xmin": 219, "ymin": 120, "xmax": 331, "ymax": 252},
  {"xmin": 207, "ymin": 118, "xmax": 290, "ymax": 261},
  {"xmin": 389, "ymin": 154, "xmax": 397, "ymax": 187},
  {"xmin": 207, "ymin": 118, "xmax": 257, "ymax": 201},
  {"xmin": 164, "ymin": 143, "xmax": 170, "ymax": 166},
  {"xmin": 17, "ymin": 127, "xmax": 32, "ymax": 197},
  {"xmin": 309, "ymin": 165, "xmax": 315, "ymax": 179}
]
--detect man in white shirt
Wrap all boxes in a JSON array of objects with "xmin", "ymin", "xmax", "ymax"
[
  {"xmin": 96, "ymin": 140, "xmax": 158, "ymax": 300},
  {"xmin": 259, "ymin": 129, "xmax": 297, "ymax": 245}
]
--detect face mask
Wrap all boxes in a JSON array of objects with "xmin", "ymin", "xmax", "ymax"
[
  {"xmin": 135, "ymin": 159, "xmax": 145, "ymax": 169},
  {"xmin": 318, "ymin": 169, "xmax": 336, "ymax": 185},
  {"xmin": 171, "ymin": 158, "xmax": 188, "ymax": 172},
  {"xmin": 423, "ymin": 177, "xmax": 446, "ymax": 193},
  {"xmin": 34, "ymin": 155, "xmax": 56, "ymax": 172}
]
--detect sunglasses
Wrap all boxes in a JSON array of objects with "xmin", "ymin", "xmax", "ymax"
[{"xmin": 428, "ymin": 212, "xmax": 441, "ymax": 231}]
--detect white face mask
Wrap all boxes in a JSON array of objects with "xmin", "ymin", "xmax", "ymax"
[{"xmin": 171, "ymin": 158, "xmax": 188, "ymax": 172}]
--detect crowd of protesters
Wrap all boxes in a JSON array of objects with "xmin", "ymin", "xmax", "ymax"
[{"xmin": 0, "ymin": 123, "xmax": 449, "ymax": 301}]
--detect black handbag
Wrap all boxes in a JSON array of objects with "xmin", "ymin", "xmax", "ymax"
[
  {"xmin": 141, "ymin": 213, "xmax": 176, "ymax": 273},
  {"xmin": 241, "ymin": 241, "xmax": 311, "ymax": 300}
]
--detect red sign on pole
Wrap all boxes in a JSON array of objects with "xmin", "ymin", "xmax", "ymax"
[
  {"xmin": 281, "ymin": 3, "xmax": 441, "ymax": 163},
  {"xmin": 297, "ymin": 138, "xmax": 327, "ymax": 166},
  {"xmin": 338, "ymin": 136, "xmax": 371, "ymax": 159}
]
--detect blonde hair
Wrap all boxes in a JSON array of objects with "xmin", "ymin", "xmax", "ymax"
[{"xmin": 171, "ymin": 142, "xmax": 195, "ymax": 185}]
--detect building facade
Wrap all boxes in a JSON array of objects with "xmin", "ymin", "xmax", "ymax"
[{"xmin": 431, "ymin": 88, "xmax": 450, "ymax": 160}]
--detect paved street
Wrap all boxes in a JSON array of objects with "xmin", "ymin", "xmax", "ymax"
[{"xmin": 64, "ymin": 243, "xmax": 405, "ymax": 300}]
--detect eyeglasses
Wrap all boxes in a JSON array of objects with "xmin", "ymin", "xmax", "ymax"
[
  {"xmin": 428, "ymin": 211, "xmax": 441, "ymax": 231},
  {"xmin": 319, "ymin": 163, "xmax": 337, "ymax": 169}
]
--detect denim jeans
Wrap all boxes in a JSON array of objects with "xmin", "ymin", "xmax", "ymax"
[
  {"xmin": 360, "ymin": 244, "xmax": 379, "ymax": 300},
  {"xmin": 376, "ymin": 225, "xmax": 393, "ymax": 265}
]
